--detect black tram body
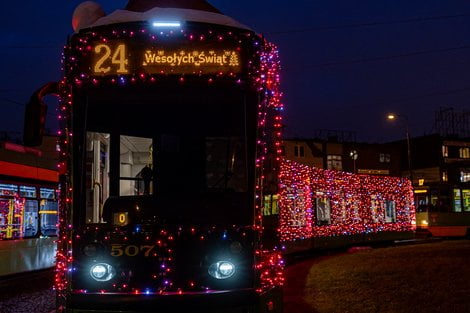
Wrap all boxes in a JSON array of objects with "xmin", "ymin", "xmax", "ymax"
[{"xmin": 23, "ymin": 7, "xmax": 284, "ymax": 312}]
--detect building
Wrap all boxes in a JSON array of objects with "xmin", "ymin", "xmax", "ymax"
[
  {"xmin": 282, "ymin": 138, "xmax": 402, "ymax": 177},
  {"xmin": 407, "ymin": 134, "xmax": 470, "ymax": 213}
]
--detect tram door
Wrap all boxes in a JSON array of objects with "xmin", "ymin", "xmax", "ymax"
[{"xmin": 86, "ymin": 132, "xmax": 110, "ymax": 223}]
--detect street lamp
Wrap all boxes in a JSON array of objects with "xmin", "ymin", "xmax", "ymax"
[
  {"xmin": 387, "ymin": 113, "xmax": 413, "ymax": 183},
  {"xmin": 349, "ymin": 150, "xmax": 358, "ymax": 174}
]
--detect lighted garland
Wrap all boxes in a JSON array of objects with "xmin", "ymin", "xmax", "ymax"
[
  {"xmin": 55, "ymin": 78, "xmax": 73, "ymax": 304},
  {"xmin": 256, "ymin": 40, "xmax": 285, "ymax": 290},
  {"xmin": 279, "ymin": 159, "xmax": 416, "ymax": 242}
]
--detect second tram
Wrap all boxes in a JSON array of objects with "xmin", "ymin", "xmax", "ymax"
[{"xmin": 0, "ymin": 139, "xmax": 58, "ymax": 277}]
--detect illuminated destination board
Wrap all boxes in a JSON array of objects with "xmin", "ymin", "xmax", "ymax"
[{"xmin": 83, "ymin": 40, "xmax": 243, "ymax": 76}]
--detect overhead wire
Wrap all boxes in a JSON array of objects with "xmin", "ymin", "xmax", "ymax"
[
  {"xmin": 284, "ymin": 45, "xmax": 470, "ymax": 69},
  {"xmin": 265, "ymin": 13, "xmax": 470, "ymax": 35}
]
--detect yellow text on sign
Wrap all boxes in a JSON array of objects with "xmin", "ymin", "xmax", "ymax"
[
  {"xmin": 113, "ymin": 212, "xmax": 129, "ymax": 226},
  {"xmin": 94, "ymin": 44, "xmax": 129, "ymax": 74},
  {"xmin": 110, "ymin": 244, "xmax": 156, "ymax": 257},
  {"xmin": 142, "ymin": 50, "xmax": 240, "ymax": 67}
]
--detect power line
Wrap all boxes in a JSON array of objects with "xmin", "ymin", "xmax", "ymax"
[
  {"xmin": 284, "ymin": 44, "xmax": 470, "ymax": 69},
  {"xmin": 266, "ymin": 13, "xmax": 470, "ymax": 35},
  {"xmin": 368, "ymin": 86, "xmax": 470, "ymax": 108}
]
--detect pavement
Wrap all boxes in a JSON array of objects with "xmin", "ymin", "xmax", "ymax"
[{"xmin": 283, "ymin": 252, "xmax": 339, "ymax": 313}]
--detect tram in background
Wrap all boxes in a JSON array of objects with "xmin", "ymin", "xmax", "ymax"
[
  {"xmin": 24, "ymin": 0, "xmax": 284, "ymax": 312},
  {"xmin": 273, "ymin": 160, "xmax": 416, "ymax": 254},
  {"xmin": 0, "ymin": 140, "xmax": 58, "ymax": 276}
]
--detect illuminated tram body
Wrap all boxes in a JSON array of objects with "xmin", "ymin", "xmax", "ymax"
[{"xmin": 25, "ymin": 1, "xmax": 284, "ymax": 312}]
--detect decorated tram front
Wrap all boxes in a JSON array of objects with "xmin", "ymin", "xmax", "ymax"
[{"xmin": 24, "ymin": 1, "xmax": 284, "ymax": 313}]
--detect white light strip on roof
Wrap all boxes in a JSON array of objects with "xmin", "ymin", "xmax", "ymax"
[{"xmin": 152, "ymin": 21, "xmax": 181, "ymax": 27}]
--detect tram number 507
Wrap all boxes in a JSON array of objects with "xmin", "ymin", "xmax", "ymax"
[
  {"xmin": 94, "ymin": 44, "xmax": 129, "ymax": 74},
  {"xmin": 111, "ymin": 244, "xmax": 155, "ymax": 257}
]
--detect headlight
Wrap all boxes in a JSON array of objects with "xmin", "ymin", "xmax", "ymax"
[
  {"xmin": 90, "ymin": 263, "xmax": 115, "ymax": 282},
  {"xmin": 208, "ymin": 261, "xmax": 235, "ymax": 279}
]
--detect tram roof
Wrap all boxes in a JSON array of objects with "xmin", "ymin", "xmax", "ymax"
[{"xmin": 75, "ymin": 0, "xmax": 251, "ymax": 32}]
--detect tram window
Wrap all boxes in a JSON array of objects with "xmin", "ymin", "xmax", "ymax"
[
  {"xmin": 384, "ymin": 200, "xmax": 396, "ymax": 223},
  {"xmin": 40, "ymin": 199, "xmax": 58, "ymax": 236},
  {"xmin": 263, "ymin": 194, "xmax": 280, "ymax": 216},
  {"xmin": 20, "ymin": 186, "xmax": 37, "ymax": 198},
  {"xmin": 263, "ymin": 195, "xmax": 272, "ymax": 216},
  {"xmin": 23, "ymin": 200, "xmax": 39, "ymax": 237},
  {"xmin": 0, "ymin": 184, "xmax": 18, "ymax": 196},
  {"xmin": 0, "ymin": 197, "xmax": 23, "ymax": 239},
  {"xmin": 316, "ymin": 197, "xmax": 331, "ymax": 225},
  {"xmin": 120, "ymin": 135, "xmax": 153, "ymax": 196},
  {"xmin": 0, "ymin": 199, "xmax": 10, "ymax": 239},
  {"xmin": 205, "ymin": 137, "xmax": 247, "ymax": 192},
  {"xmin": 40, "ymin": 188, "xmax": 56, "ymax": 199},
  {"xmin": 453, "ymin": 189, "xmax": 462, "ymax": 212},
  {"xmin": 370, "ymin": 195, "xmax": 380, "ymax": 223},
  {"xmin": 463, "ymin": 189, "xmax": 470, "ymax": 212},
  {"xmin": 86, "ymin": 132, "xmax": 111, "ymax": 223},
  {"xmin": 272, "ymin": 195, "xmax": 279, "ymax": 214}
]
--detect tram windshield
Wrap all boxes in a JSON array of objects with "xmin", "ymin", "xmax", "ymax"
[{"xmin": 74, "ymin": 85, "xmax": 256, "ymax": 226}]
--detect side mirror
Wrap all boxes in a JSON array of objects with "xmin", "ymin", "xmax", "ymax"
[{"xmin": 23, "ymin": 82, "xmax": 59, "ymax": 146}]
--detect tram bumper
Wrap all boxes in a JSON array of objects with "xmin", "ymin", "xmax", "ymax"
[{"xmin": 66, "ymin": 287, "xmax": 282, "ymax": 313}]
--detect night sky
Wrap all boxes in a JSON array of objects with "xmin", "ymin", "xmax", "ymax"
[{"xmin": 1, "ymin": 0, "xmax": 469, "ymax": 142}]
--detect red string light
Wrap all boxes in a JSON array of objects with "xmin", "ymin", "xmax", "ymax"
[{"xmin": 278, "ymin": 159, "xmax": 416, "ymax": 242}]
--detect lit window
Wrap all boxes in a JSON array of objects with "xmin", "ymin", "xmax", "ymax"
[
  {"xmin": 0, "ymin": 184, "xmax": 17, "ymax": 196},
  {"xmin": 453, "ymin": 189, "xmax": 462, "ymax": 212},
  {"xmin": 459, "ymin": 147, "xmax": 470, "ymax": 159},
  {"xmin": 384, "ymin": 200, "xmax": 396, "ymax": 223},
  {"xmin": 294, "ymin": 145, "xmax": 305, "ymax": 158},
  {"xmin": 262, "ymin": 194, "xmax": 280, "ymax": 216},
  {"xmin": 442, "ymin": 170, "xmax": 448, "ymax": 182},
  {"xmin": 40, "ymin": 188, "xmax": 56, "ymax": 200},
  {"xmin": 327, "ymin": 155, "xmax": 342, "ymax": 170},
  {"xmin": 316, "ymin": 198, "xmax": 331, "ymax": 225},
  {"xmin": 20, "ymin": 186, "xmax": 37, "ymax": 198},
  {"xmin": 461, "ymin": 171, "xmax": 470, "ymax": 183},
  {"xmin": 379, "ymin": 153, "xmax": 391, "ymax": 163},
  {"xmin": 462, "ymin": 189, "xmax": 470, "ymax": 212},
  {"xmin": 263, "ymin": 195, "xmax": 271, "ymax": 216},
  {"xmin": 23, "ymin": 200, "xmax": 39, "ymax": 237},
  {"xmin": 40, "ymin": 199, "xmax": 58, "ymax": 237},
  {"xmin": 463, "ymin": 189, "xmax": 470, "ymax": 212},
  {"xmin": 442, "ymin": 145, "xmax": 448, "ymax": 157}
]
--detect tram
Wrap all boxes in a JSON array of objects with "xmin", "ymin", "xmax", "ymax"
[
  {"xmin": 24, "ymin": 1, "xmax": 284, "ymax": 312},
  {"xmin": 0, "ymin": 139, "xmax": 58, "ymax": 277},
  {"xmin": 276, "ymin": 160, "xmax": 416, "ymax": 254}
]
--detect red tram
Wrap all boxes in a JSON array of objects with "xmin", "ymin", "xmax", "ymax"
[{"xmin": 0, "ymin": 140, "xmax": 58, "ymax": 277}]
